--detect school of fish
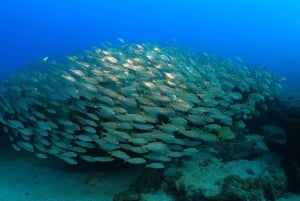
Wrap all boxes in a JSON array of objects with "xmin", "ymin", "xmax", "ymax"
[{"xmin": 0, "ymin": 41, "xmax": 283, "ymax": 169}]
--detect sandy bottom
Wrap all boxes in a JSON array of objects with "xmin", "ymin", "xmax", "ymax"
[
  {"xmin": 1, "ymin": 137, "xmax": 299, "ymax": 201},
  {"xmin": 0, "ymin": 139, "xmax": 144, "ymax": 201}
]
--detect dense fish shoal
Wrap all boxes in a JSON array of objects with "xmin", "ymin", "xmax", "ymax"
[{"xmin": 0, "ymin": 41, "xmax": 283, "ymax": 168}]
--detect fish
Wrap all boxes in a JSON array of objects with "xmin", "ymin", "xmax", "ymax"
[
  {"xmin": 146, "ymin": 162, "xmax": 165, "ymax": 169},
  {"xmin": 7, "ymin": 120, "xmax": 24, "ymax": 129},
  {"xmin": 42, "ymin": 56, "xmax": 49, "ymax": 62},
  {"xmin": 144, "ymin": 142, "xmax": 168, "ymax": 153},
  {"xmin": 126, "ymin": 157, "xmax": 146, "ymax": 165},
  {"xmin": 0, "ymin": 41, "xmax": 283, "ymax": 168},
  {"xmin": 117, "ymin": 37, "xmax": 125, "ymax": 44},
  {"xmin": 111, "ymin": 150, "xmax": 130, "ymax": 160}
]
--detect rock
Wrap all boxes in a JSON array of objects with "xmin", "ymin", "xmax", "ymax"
[
  {"xmin": 221, "ymin": 175, "xmax": 265, "ymax": 201},
  {"xmin": 221, "ymin": 171, "xmax": 287, "ymax": 201},
  {"xmin": 279, "ymin": 118, "xmax": 300, "ymax": 193},
  {"xmin": 164, "ymin": 152, "xmax": 287, "ymax": 201},
  {"xmin": 130, "ymin": 170, "xmax": 162, "ymax": 193},
  {"xmin": 261, "ymin": 125, "xmax": 286, "ymax": 155},
  {"xmin": 261, "ymin": 125, "xmax": 286, "ymax": 140},
  {"xmin": 113, "ymin": 191, "xmax": 144, "ymax": 201},
  {"xmin": 141, "ymin": 192, "xmax": 176, "ymax": 201},
  {"xmin": 217, "ymin": 140, "xmax": 263, "ymax": 161}
]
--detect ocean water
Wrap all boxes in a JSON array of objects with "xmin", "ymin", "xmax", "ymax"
[
  {"xmin": 1, "ymin": 1, "xmax": 300, "ymax": 201},
  {"xmin": 1, "ymin": 1, "xmax": 300, "ymax": 77}
]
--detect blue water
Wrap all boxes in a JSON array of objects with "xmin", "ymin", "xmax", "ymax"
[
  {"xmin": 1, "ymin": 2, "xmax": 300, "ymax": 200},
  {"xmin": 1, "ymin": 0, "xmax": 300, "ymax": 86}
]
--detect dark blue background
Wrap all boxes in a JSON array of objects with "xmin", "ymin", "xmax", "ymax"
[{"xmin": 1, "ymin": 0, "xmax": 299, "ymax": 88}]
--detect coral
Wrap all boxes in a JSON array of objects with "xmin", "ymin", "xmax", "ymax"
[{"xmin": 165, "ymin": 153, "xmax": 287, "ymax": 201}]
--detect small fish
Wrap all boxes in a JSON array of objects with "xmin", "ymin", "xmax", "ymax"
[
  {"xmin": 77, "ymin": 135, "xmax": 93, "ymax": 142},
  {"xmin": 117, "ymin": 37, "xmax": 125, "ymax": 43},
  {"xmin": 59, "ymin": 156, "xmax": 78, "ymax": 165},
  {"xmin": 126, "ymin": 157, "xmax": 146, "ymax": 165},
  {"xmin": 144, "ymin": 142, "xmax": 168, "ymax": 153},
  {"xmin": 7, "ymin": 120, "xmax": 24, "ymax": 129},
  {"xmin": 111, "ymin": 150, "xmax": 130, "ymax": 160},
  {"xmin": 42, "ymin": 56, "xmax": 49, "ymax": 62},
  {"xmin": 94, "ymin": 156, "xmax": 115, "ymax": 162},
  {"xmin": 146, "ymin": 162, "xmax": 165, "ymax": 169}
]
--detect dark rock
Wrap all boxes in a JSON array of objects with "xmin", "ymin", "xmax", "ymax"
[
  {"xmin": 283, "ymin": 118, "xmax": 300, "ymax": 193},
  {"xmin": 261, "ymin": 125, "xmax": 286, "ymax": 145},
  {"xmin": 130, "ymin": 169, "xmax": 162, "ymax": 193},
  {"xmin": 218, "ymin": 141, "xmax": 263, "ymax": 161},
  {"xmin": 283, "ymin": 159, "xmax": 300, "ymax": 193},
  {"xmin": 284, "ymin": 118, "xmax": 300, "ymax": 162},
  {"xmin": 262, "ymin": 125, "xmax": 286, "ymax": 155},
  {"xmin": 113, "ymin": 191, "xmax": 144, "ymax": 201}
]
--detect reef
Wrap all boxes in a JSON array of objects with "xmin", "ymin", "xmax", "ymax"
[{"xmin": 163, "ymin": 135, "xmax": 287, "ymax": 201}]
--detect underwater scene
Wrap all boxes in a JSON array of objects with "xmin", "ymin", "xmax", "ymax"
[{"xmin": 0, "ymin": 1, "xmax": 300, "ymax": 201}]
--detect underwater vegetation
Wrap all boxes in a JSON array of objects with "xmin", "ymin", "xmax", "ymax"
[{"xmin": 0, "ymin": 42, "xmax": 283, "ymax": 169}]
